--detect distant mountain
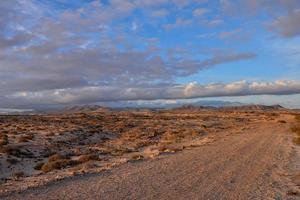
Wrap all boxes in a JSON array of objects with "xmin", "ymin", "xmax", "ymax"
[
  {"xmin": 63, "ymin": 105, "xmax": 110, "ymax": 113},
  {"xmin": 220, "ymin": 104, "xmax": 286, "ymax": 111},
  {"xmin": 49, "ymin": 102, "xmax": 287, "ymax": 114},
  {"xmin": 190, "ymin": 100, "xmax": 244, "ymax": 108},
  {"xmin": 61, "ymin": 100, "xmax": 245, "ymax": 112}
]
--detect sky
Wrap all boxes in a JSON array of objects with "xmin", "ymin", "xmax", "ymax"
[{"xmin": 1, "ymin": 0, "xmax": 300, "ymax": 109}]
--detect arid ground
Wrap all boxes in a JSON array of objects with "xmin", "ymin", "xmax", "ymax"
[{"xmin": 0, "ymin": 106, "xmax": 299, "ymax": 199}]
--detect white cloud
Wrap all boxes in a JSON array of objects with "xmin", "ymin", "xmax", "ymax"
[
  {"xmin": 1, "ymin": 0, "xmax": 299, "ymax": 109},
  {"xmin": 164, "ymin": 18, "xmax": 193, "ymax": 30},
  {"xmin": 131, "ymin": 22, "xmax": 138, "ymax": 31},
  {"xmin": 4, "ymin": 80, "xmax": 300, "ymax": 108},
  {"xmin": 193, "ymin": 8, "xmax": 209, "ymax": 17},
  {"xmin": 150, "ymin": 9, "xmax": 169, "ymax": 17},
  {"xmin": 270, "ymin": 9, "xmax": 300, "ymax": 38}
]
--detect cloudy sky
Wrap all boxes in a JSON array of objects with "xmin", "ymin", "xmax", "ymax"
[{"xmin": 1, "ymin": 0, "xmax": 300, "ymax": 109}]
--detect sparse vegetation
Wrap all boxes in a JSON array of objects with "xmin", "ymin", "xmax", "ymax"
[
  {"xmin": 34, "ymin": 162, "xmax": 45, "ymax": 170},
  {"xmin": 41, "ymin": 158, "xmax": 79, "ymax": 173},
  {"xmin": 0, "ymin": 108, "xmax": 290, "ymax": 191},
  {"xmin": 78, "ymin": 153, "xmax": 99, "ymax": 163},
  {"xmin": 48, "ymin": 153, "xmax": 67, "ymax": 162},
  {"xmin": 0, "ymin": 134, "xmax": 8, "ymax": 146},
  {"xmin": 291, "ymin": 115, "xmax": 300, "ymax": 145},
  {"xmin": 17, "ymin": 133, "xmax": 34, "ymax": 143},
  {"xmin": 286, "ymin": 190, "xmax": 299, "ymax": 196},
  {"xmin": 131, "ymin": 154, "xmax": 144, "ymax": 161},
  {"xmin": 13, "ymin": 171, "xmax": 25, "ymax": 179},
  {"xmin": 278, "ymin": 120, "xmax": 287, "ymax": 123}
]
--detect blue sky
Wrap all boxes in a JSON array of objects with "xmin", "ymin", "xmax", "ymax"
[{"xmin": 0, "ymin": 0, "xmax": 300, "ymax": 109}]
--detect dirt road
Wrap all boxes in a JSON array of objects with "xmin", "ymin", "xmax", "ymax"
[{"xmin": 2, "ymin": 117, "xmax": 299, "ymax": 200}]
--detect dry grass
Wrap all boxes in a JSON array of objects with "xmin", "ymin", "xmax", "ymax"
[
  {"xmin": 0, "ymin": 109, "xmax": 280, "ymax": 181},
  {"xmin": 278, "ymin": 120, "xmax": 287, "ymax": 123},
  {"xmin": 286, "ymin": 190, "xmax": 299, "ymax": 196},
  {"xmin": 0, "ymin": 134, "xmax": 8, "ymax": 146},
  {"xmin": 0, "ymin": 145, "xmax": 34, "ymax": 158},
  {"xmin": 291, "ymin": 115, "xmax": 300, "ymax": 145},
  {"xmin": 130, "ymin": 154, "xmax": 144, "ymax": 161},
  {"xmin": 17, "ymin": 133, "xmax": 34, "ymax": 143},
  {"xmin": 13, "ymin": 171, "xmax": 25, "ymax": 178},
  {"xmin": 41, "ymin": 158, "xmax": 79, "ymax": 173},
  {"xmin": 48, "ymin": 153, "xmax": 67, "ymax": 162},
  {"xmin": 78, "ymin": 154, "xmax": 100, "ymax": 163},
  {"xmin": 34, "ymin": 162, "xmax": 45, "ymax": 170}
]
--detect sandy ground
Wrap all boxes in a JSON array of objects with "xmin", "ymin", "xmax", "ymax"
[
  {"xmin": 0, "ymin": 109, "xmax": 272, "ymax": 192},
  {"xmin": 2, "ymin": 114, "xmax": 299, "ymax": 200}
]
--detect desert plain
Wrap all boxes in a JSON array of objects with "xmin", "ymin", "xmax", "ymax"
[{"xmin": 0, "ymin": 105, "xmax": 299, "ymax": 200}]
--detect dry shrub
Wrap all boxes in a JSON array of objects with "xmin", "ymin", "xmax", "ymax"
[
  {"xmin": 48, "ymin": 153, "xmax": 66, "ymax": 162},
  {"xmin": 286, "ymin": 190, "xmax": 298, "ymax": 196},
  {"xmin": 109, "ymin": 147, "xmax": 132, "ymax": 156},
  {"xmin": 295, "ymin": 114, "xmax": 300, "ymax": 121},
  {"xmin": 0, "ymin": 134, "xmax": 8, "ymax": 146},
  {"xmin": 46, "ymin": 132, "xmax": 55, "ymax": 137},
  {"xmin": 6, "ymin": 146, "xmax": 34, "ymax": 158},
  {"xmin": 13, "ymin": 171, "xmax": 25, "ymax": 178},
  {"xmin": 78, "ymin": 153, "xmax": 99, "ymax": 163},
  {"xmin": 158, "ymin": 144, "xmax": 183, "ymax": 153},
  {"xmin": 34, "ymin": 162, "xmax": 45, "ymax": 170},
  {"xmin": 291, "ymin": 126, "xmax": 300, "ymax": 134},
  {"xmin": 162, "ymin": 131, "xmax": 183, "ymax": 143},
  {"xmin": 17, "ymin": 133, "xmax": 34, "ymax": 143},
  {"xmin": 291, "ymin": 115, "xmax": 300, "ymax": 145},
  {"xmin": 41, "ymin": 158, "xmax": 79, "ymax": 173},
  {"xmin": 158, "ymin": 145, "xmax": 168, "ymax": 152},
  {"xmin": 0, "ymin": 145, "xmax": 21, "ymax": 155},
  {"xmin": 293, "ymin": 137, "xmax": 300, "ymax": 145},
  {"xmin": 278, "ymin": 120, "xmax": 287, "ymax": 124},
  {"xmin": 131, "ymin": 154, "xmax": 144, "ymax": 161}
]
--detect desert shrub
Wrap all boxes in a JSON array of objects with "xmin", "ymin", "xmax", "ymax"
[
  {"xmin": 41, "ymin": 150, "xmax": 52, "ymax": 158},
  {"xmin": 157, "ymin": 144, "xmax": 183, "ymax": 153},
  {"xmin": 162, "ymin": 131, "xmax": 183, "ymax": 143},
  {"xmin": 293, "ymin": 137, "xmax": 300, "ymax": 145},
  {"xmin": 78, "ymin": 153, "xmax": 99, "ymax": 163},
  {"xmin": 291, "ymin": 125, "xmax": 300, "ymax": 136},
  {"xmin": 13, "ymin": 171, "xmax": 25, "ymax": 178},
  {"xmin": 286, "ymin": 190, "xmax": 299, "ymax": 196},
  {"xmin": 158, "ymin": 145, "xmax": 168, "ymax": 152},
  {"xmin": 17, "ymin": 133, "xmax": 34, "ymax": 143},
  {"xmin": 110, "ymin": 149, "xmax": 127, "ymax": 156},
  {"xmin": 41, "ymin": 159, "xmax": 79, "ymax": 173},
  {"xmin": 34, "ymin": 162, "xmax": 45, "ymax": 170},
  {"xmin": 0, "ymin": 145, "xmax": 34, "ymax": 158},
  {"xmin": 291, "ymin": 115, "xmax": 300, "ymax": 145},
  {"xmin": 0, "ymin": 145, "xmax": 19, "ymax": 155},
  {"xmin": 278, "ymin": 120, "xmax": 287, "ymax": 124},
  {"xmin": 270, "ymin": 113, "xmax": 280, "ymax": 117},
  {"xmin": 295, "ymin": 114, "xmax": 300, "ymax": 121},
  {"xmin": 0, "ymin": 134, "xmax": 8, "ymax": 146},
  {"xmin": 131, "ymin": 154, "xmax": 144, "ymax": 161},
  {"xmin": 46, "ymin": 132, "xmax": 55, "ymax": 137},
  {"xmin": 48, "ymin": 153, "xmax": 66, "ymax": 162}
]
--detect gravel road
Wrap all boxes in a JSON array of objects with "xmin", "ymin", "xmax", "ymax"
[{"xmin": 3, "ymin": 117, "xmax": 299, "ymax": 200}]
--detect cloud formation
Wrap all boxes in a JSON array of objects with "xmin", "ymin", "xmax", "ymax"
[
  {"xmin": 0, "ymin": 1, "xmax": 256, "ymax": 94},
  {"xmin": 0, "ymin": 0, "xmax": 300, "ymax": 108},
  {"xmin": 4, "ymin": 80, "xmax": 300, "ymax": 108},
  {"xmin": 220, "ymin": 0, "xmax": 300, "ymax": 37},
  {"xmin": 270, "ymin": 10, "xmax": 300, "ymax": 38}
]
